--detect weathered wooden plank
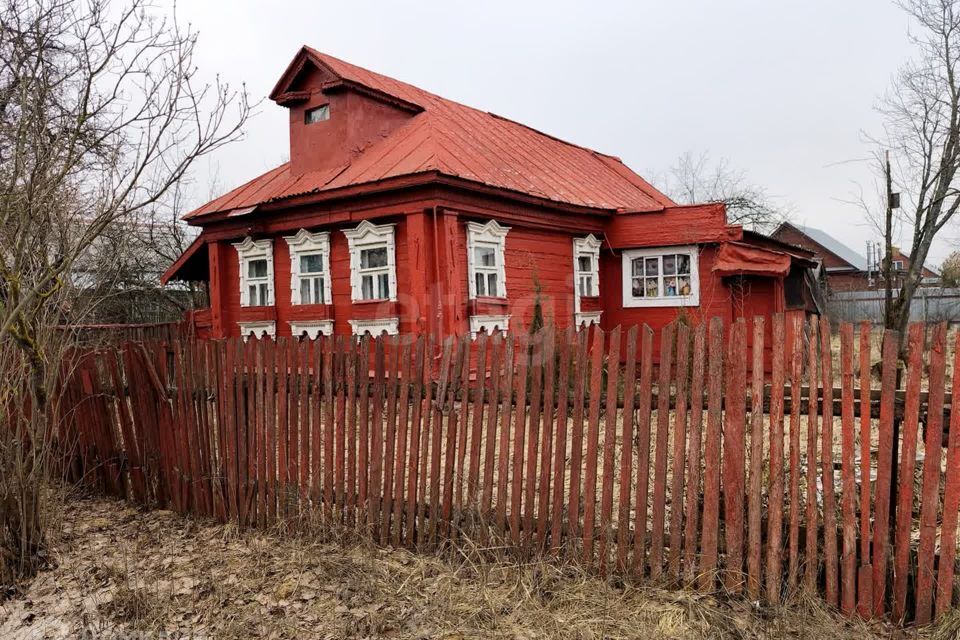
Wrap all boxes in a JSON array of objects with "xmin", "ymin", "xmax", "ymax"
[
  {"xmin": 650, "ymin": 322, "xmax": 674, "ymax": 580},
  {"xmin": 915, "ymin": 323, "xmax": 947, "ymax": 624},
  {"xmin": 788, "ymin": 313, "xmax": 803, "ymax": 591},
  {"xmin": 404, "ymin": 336, "xmax": 426, "ymax": 546},
  {"xmin": 511, "ymin": 334, "xmax": 530, "ymax": 547},
  {"xmin": 935, "ymin": 329, "xmax": 960, "ymax": 619},
  {"xmin": 766, "ymin": 314, "xmax": 786, "ymax": 602},
  {"xmin": 357, "ymin": 336, "xmax": 371, "ymax": 529},
  {"xmin": 379, "ymin": 337, "xmax": 403, "ymax": 544},
  {"xmin": 820, "ymin": 317, "xmax": 838, "ymax": 607},
  {"xmin": 618, "ymin": 326, "xmax": 639, "ymax": 573},
  {"xmin": 345, "ymin": 338, "xmax": 358, "ymax": 525},
  {"xmin": 858, "ymin": 321, "xmax": 872, "ymax": 565},
  {"xmin": 581, "ymin": 327, "xmax": 605, "ymax": 566},
  {"xmin": 684, "ymin": 323, "xmax": 706, "ymax": 585},
  {"xmin": 369, "ymin": 337, "xmax": 386, "ymax": 536},
  {"xmin": 536, "ymin": 327, "xmax": 557, "ymax": 551},
  {"xmin": 334, "ymin": 336, "xmax": 348, "ymax": 523},
  {"xmin": 839, "ymin": 323, "xmax": 857, "ymax": 615},
  {"xmin": 598, "ymin": 326, "xmax": 622, "ymax": 575},
  {"xmin": 467, "ymin": 332, "xmax": 489, "ymax": 505},
  {"xmin": 724, "ymin": 319, "xmax": 746, "ymax": 592},
  {"xmin": 891, "ymin": 323, "xmax": 923, "ymax": 621},
  {"xmin": 496, "ymin": 336, "xmax": 515, "ymax": 534},
  {"xmin": 568, "ymin": 329, "xmax": 590, "ymax": 547},
  {"xmin": 322, "ymin": 334, "xmax": 335, "ymax": 522},
  {"xmin": 391, "ymin": 337, "xmax": 414, "ymax": 546},
  {"xmin": 872, "ymin": 329, "xmax": 899, "ymax": 617},
  {"xmin": 699, "ymin": 318, "xmax": 723, "ymax": 591},
  {"xmin": 429, "ymin": 338, "xmax": 453, "ymax": 546},
  {"xmin": 440, "ymin": 337, "xmax": 465, "ymax": 540},
  {"xmin": 551, "ymin": 329, "xmax": 574, "ymax": 553},
  {"xmin": 804, "ymin": 315, "xmax": 819, "ymax": 593},
  {"xmin": 480, "ymin": 333, "xmax": 502, "ymax": 518},
  {"xmin": 668, "ymin": 323, "xmax": 690, "ymax": 581},
  {"xmin": 298, "ymin": 339, "xmax": 310, "ymax": 511},
  {"xmin": 747, "ymin": 317, "xmax": 764, "ymax": 598},
  {"xmin": 524, "ymin": 330, "xmax": 545, "ymax": 549}
]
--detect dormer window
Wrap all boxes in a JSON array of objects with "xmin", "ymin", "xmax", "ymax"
[{"xmin": 305, "ymin": 104, "xmax": 330, "ymax": 124}]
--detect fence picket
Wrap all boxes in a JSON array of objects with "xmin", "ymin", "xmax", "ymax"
[
  {"xmin": 524, "ymin": 331, "xmax": 546, "ymax": 550},
  {"xmin": 839, "ymin": 323, "xmax": 857, "ymax": 615},
  {"xmin": 892, "ymin": 323, "xmax": 924, "ymax": 621},
  {"xmin": 805, "ymin": 315, "xmax": 820, "ymax": 592},
  {"xmin": 699, "ymin": 318, "xmax": 723, "ymax": 590},
  {"xmin": 872, "ymin": 330, "xmax": 900, "ymax": 616},
  {"xmin": 684, "ymin": 323, "xmax": 706, "ymax": 585},
  {"xmin": 511, "ymin": 334, "xmax": 530, "ymax": 547},
  {"xmin": 582, "ymin": 327, "xmax": 605, "ymax": 566},
  {"xmin": 820, "ymin": 318, "xmax": 839, "ymax": 607},
  {"xmin": 598, "ymin": 326, "xmax": 622, "ymax": 575},
  {"xmin": 766, "ymin": 314, "xmax": 786, "ymax": 602},
  {"xmin": 568, "ymin": 329, "xmax": 589, "ymax": 547},
  {"xmin": 935, "ymin": 330, "xmax": 960, "ymax": 619},
  {"xmin": 857, "ymin": 321, "xmax": 873, "ymax": 618},
  {"xmin": 915, "ymin": 323, "xmax": 947, "ymax": 623},
  {"xmin": 618, "ymin": 326, "xmax": 639, "ymax": 573},
  {"xmin": 747, "ymin": 317, "xmax": 764, "ymax": 598},
  {"xmin": 496, "ymin": 336, "xmax": 515, "ymax": 534},
  {"xmin": 536, "ymin": 327, "xmax": 557, "ymax": 551},
  {"xmin": 650, "ymin": 323, "xmax": 674, "ymax": 580},
  {"xmin": 551, "ymin": 330, "xmax": 574, "ymax": 553},
  {"xmin": 668, "ymin": 323, "xmax": 690, "ymax": 581},
  {"xmin": 788, "ymin": 313, "xmax": 803, "ymax": 590}
]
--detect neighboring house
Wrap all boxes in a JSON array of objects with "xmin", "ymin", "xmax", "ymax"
[
  {"xmin": 162, "ymin": 47, "xmax": 816, "ymax": 352},
  {"xmin": 772, "ymin": 222, "xmax": 939, "ymax": 293}
]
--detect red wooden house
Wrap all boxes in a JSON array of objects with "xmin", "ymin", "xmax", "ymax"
[{"xmin": 163, "ymin": 47, "xmax": 816, "ymax": 350}]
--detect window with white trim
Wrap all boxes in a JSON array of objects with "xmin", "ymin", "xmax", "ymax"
[
  {"xmin": 466, "ymin": 220, "xmax": 509, "ymax": 299},
  {"xmin": 573, "ymin": 235, "xmax": 601, "ymax": 298},
  {"xmin": 573, "ymin": 235, "xmax": 602, "ymax": 326},
  {"xmin": 284, "ymin": 229, "xmax": 332, "ymax": 306},
  {"xmin": 622, "ymin": 246, "xmax": 700, "ymax": 308},
  {"xmin": 343, "ymin": 221, "xmax": 397, "ymax": 302},
  {"xmin": 233, "ymin": 237, "xmax": 274, "ymax": 307}
]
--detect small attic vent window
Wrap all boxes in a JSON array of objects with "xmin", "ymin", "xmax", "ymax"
[{"xmin": 305, "ymin": 104, "xmax": 330, "ymax": 124}]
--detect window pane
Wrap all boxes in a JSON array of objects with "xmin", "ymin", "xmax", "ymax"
[
  {"xmin": 300, "ymin": 253, "xmax": 324, "ymax": 273},
  {"xmin": 487, "ymin": 273, "xmax": 498, "ymax": 297},
  {"xmin": 300, "ymin": 278, "xmax": 312, "ymax": 303},
  {"xmin": 305, "ymin": 104, "xmax": 329, "ymax": 123},
  {"xmin": 632, "ymin": 277, "xmax": 643, "ymax": 297},
  {"xmin": 248, "ymin": 284, "xmax": 257, "ymax": 305},
  {"xmin": 663, "ymin": 255, "xmax": 676, "ymax": 276},
  {"xmin": 645, "ymin": 278, "xmax": 659, "ymax": 298},
  {"xmin": 678, "ymin": 276, "xmax": 692, "ymax": 296},
  {"xmin": 578, "ymin": 255, "xmax": 592, "ymax": 273},
  {"xmin": 583, "ymin": 275, "xmax": 593, "ymax": 296},
  {"xmin": 645, "ymin": 257, "xmax": 659, "ymax": 276},
  {"xmin": 377, "ymin": 273, "xmax": 390, "ymax": 298},
  {"xmin": 361, "ymin": 247, "xmax": 388, "ymax": 269},
  {"xmin": 475, "ymin": 246, "xmax": 496, "ymax": 267},
  {"xmin": 677, "ymin": 254, "xmax": 691, "ymax": 275},
  {"xmin": 475, "ymin": 272, "xmax": 486, "ymax": 296},
  {"xmin": 248, "ymin": 258, "xmax": 267, "ymax": 278},
  {"xmin": 315, "ymin": 278, "xmax": 324, "ymax": 304},
  {"xmin": 258, "ymin": 283, "xmax": 269, "ymax": 305},
  {"xmin": 664, "ymin": 277, "xmax": 678, "ymax": 296},
  {"xmin": 632, "ymin": 258, "xmax": 643, "ymax": 277},
  {"xmin": 361, "ymin": 275, "xmax": 373, "ymax": 299}
]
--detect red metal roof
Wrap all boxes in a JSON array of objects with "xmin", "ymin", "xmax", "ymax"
[{"xmin": 186, "ymin": 48, "xmax": 675, "ymax": 220}]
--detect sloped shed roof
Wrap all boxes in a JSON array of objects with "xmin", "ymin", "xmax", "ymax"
[
  {"xmin": 186, "ymin": 48, "xmax": 675, "ymax": 219},
  {"xmin": 779, "ymin": 223, "xmax": 869, "ymax": 272}
]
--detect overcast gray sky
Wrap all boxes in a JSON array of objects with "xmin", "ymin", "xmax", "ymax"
[{"xmin": 170, "ymin": 0, "xmax": 955, "ymax": 267}]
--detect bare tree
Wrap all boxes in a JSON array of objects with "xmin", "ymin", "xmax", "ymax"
[
  {"xmin": 868, "ymin": 0, "xmax": 960, "ymax": 347},
  {"xmin": 0, "ymin": 0, "xmax": 250, "ymax": 583},
  {"xmin": 941, "ymin": 250, "xmax": 960, "ymax": 286},
  {"xmin": 663, "ymin": 151, "xmax": 789, "ymax": 232}
]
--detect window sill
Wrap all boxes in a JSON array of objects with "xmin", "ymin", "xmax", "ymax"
[
  {"xmin": 622, "ymin": 295, "xmax": 699, "ymax": 309},
  {"xmin": 468, "ymin": 297, "xmax": 509, "ymax": 316}
]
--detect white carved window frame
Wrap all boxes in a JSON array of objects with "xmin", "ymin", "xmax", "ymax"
[
  {"xmin": 466, "ymin": 220, "xmax": 510, "ymax": 299},
  {"xmin": 284, "ymin": 229, "xmax": 332, "ymax": 305},
  {"xmin": 343, "ymin": 220, "xmax": 397, "ymax": 302},
  {"xmin": 468, "ymin": 314, "xmax": 509, "ymax": 338},
  {"xmin": 348, "ymin": 317, "xmax": 399, "ymax": 336},
  {"xmin": 239, "ymin": 321, "xmax": 276, "ymax": 341},
  {"xmin": 233, "ymin": 237, "xmax": 275, "ymax": 307},
  {"xmin": 290, "ymin": 320, "xmax": 334, "ymax": 339},
  {"xmin": 573, "ymin": 235, "xmax": 601, "ymax": 325},
  {"xmin": 621, "ymin": 245, "xmax": 700, "ymax": 308}
]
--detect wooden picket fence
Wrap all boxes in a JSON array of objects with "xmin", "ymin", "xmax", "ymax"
[{"xmin": 54, "ymin": 314, "xmax": 960, "ymax": 625}]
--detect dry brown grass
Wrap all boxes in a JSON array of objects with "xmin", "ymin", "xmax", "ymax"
[{"xmin": 0, "ymin": 494, "xmax": 927, "ymax": 639}]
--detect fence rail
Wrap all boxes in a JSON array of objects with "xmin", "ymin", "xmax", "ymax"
[{"xmin": 55, "ymin": 314, "xmax": 960, "ymax": 625}]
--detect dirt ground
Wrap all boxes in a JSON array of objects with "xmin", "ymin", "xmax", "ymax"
[{"xmin": 0, "ymin": 494, "xmax": 936, "ymax": 640}]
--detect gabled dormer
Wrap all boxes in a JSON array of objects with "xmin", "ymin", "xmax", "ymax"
[{"xmin": 269, "ymin": 47, "xmax": 423, "ymax": 174}]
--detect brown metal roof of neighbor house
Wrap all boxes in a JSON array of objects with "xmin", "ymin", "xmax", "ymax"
[{"xmin": 185, "ymin": 48, "xmax": 675, "ymax": 219}]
